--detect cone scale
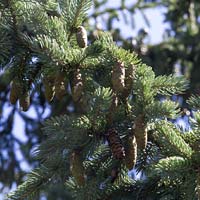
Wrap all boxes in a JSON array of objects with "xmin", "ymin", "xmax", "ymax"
[
  {"xmin": 55, "ymin": 72, "xmax": 66, "ymax": 100},
  {"xmin": 10, "ymin": 79, "xmax": 21, "ymax": 105},
  {"xmin": 106, "ymin": 128, "xmax": 125, "ymax": 160},
  {"xmin": 111, "ymin": 60, "xmax": 125, "ymax": 93},
  {"xmin": 123, "ymin": 64, "xmax": 135, "ymax": 99},
  {"xmin": 71, "ymin": 68, "xmax": 83, "ymax": 102},
  {"xmin": 76, "ymin": 26, "xmax": 87, "ymax": 48},
  {"xmin": 19, "ymin": 91, "xmax": 30, "ymax": 111},
  {"xmin": 133, "ymin": 114, "xmax": 147, "ymax": 150},
  {"xmin": 70, "ymin": 151, "xmax": 85, "ymax": 186},
  {"xmin": 125, "ymin": 135, "xmax": 137, "ymax": 170},
  {"xmin": 43, "ymin": 76, "xmax": 55, "ymax": 102}
]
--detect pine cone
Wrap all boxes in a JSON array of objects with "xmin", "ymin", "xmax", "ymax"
[
  {"xmin": 125, "ymin": 135, "xmax": 137, "ymax": 170},
  {"xmin": 55, "ymin": 72, "xmax": 66, "ymax": 100},
  {"xmin": 10, "ymin": 79, "xmax": 21, "ymax": 104},
  {"xmin": 76, "ymin": 26, "xmax": 87, "ymax": 48},
  {"xmin": 19, "ymin": 91, "xmax": 30, "ymax": 111},
  {"xmin": 106, "ymin": 128, "xmax": 125, "ymax": 159},
  {"xmin": 133, "ymin": 114, "xmax": 147, "ymax": 150},
  {"xmin": 71, "ymin": 68, "xmax": 83, "ymax": 102},
  {"xmin": 111, "ymin": 60, "xmax": 125, "ymax": 93},
  {"xmin": 43, "ymin": 76, "xmax": 55, "ymax": 102},
  {"xmin": 123, "ymin": 64, "xmax": 135, "ymax": 98},
  {"xmin": 70, "ymin": 151, "xmax": 85, "ymax": 186}
]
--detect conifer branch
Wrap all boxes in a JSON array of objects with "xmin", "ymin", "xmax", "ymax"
[
  {"xmin": 153, "ymin": 75, "xmax": 189, "ymax": 95},
  {"xmin": 151, "ymin": 156, "xmax": 191, "ymax": 177},
  {"xmin": 187, "ymin": 95, "xmax": 200, "ymax": 110},
  {"xmin": 145, "ymin": 100, "xmax": 180, "ymax": 120},
  {"xmin": 7, "ymin": 166, "xmax": 53, "ymax": 200},
  {"xmin": 154, "ymin": 121, "xmax": 193, "ymax": 158},
  {"xmin": 64, "ymin": 0, "xmax": 92, "ymax": 41},
  {"xmin": 34, "ymin": 115, "xmax": 92, "ymax": 163},
  {"xmin": 7, "ymin": 0, "xmax": 30, "ymax": 49},
  {"xmin": 3, "ymin": 0, "xmax": 198, "ymax": 199}
]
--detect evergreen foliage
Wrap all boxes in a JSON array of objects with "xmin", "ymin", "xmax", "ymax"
[{"xmin": 0, "ymin": 0, "xmax": 199, "ymax": 199}]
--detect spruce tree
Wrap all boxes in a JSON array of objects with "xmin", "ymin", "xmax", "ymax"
[{"xmin": 1, "ymin": 0, "xmax": 199, "ymax": 199}]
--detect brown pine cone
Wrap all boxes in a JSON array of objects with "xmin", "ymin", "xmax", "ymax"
[
  {"xmin": 71, "ymin": 68, "xmax": 83, "ymax": 102},
  {"xmin": 70, "ymin": 150, "xmax": 85, "ymax": 186},
  {"xmin": 55, "ymin": 72, "xmax": 66, "ymax": 100},
  {"xmin": 43, "ymin": 76, "xmax": 55, "ymax": 102},
  {"xmin": 10, "ymin": 79, "xmax": 21, "ymax": 104},
  {"xmin": 111, "ymin": 60, "xmax": 125, "ymax": 93},
  {"xmin": 133, "ymin": 114, "xmax": 147, "ymax": 150},
  {"xmin": 76, "ymin": 26, "xmax": 87, "ymax": 48},
  {"xmin": 106, "ymin": 128, "xmax": 125, "ymax": 159},
  {"xmin": 125, "ymin": 135, "xmax": 137, "ymax": 170},
  {"xmin": 19, "ymin": 91, "xmax": 30, "ymax": 111}
]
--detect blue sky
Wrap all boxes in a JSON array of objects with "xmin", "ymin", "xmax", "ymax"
[{"xmin": 89, "ymin": 0, "xmax": 169, "ymax": 44}]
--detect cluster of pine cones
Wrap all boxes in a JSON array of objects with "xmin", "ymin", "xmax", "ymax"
[
  {"xmin": 9, "ymin": 26, "xmax": 87, "ymax": 111},
  {"xmin": 105, "ymin": 128, "xmax": 137, "ymax": 170},
  {"xmin": 10, "ymin": 25, "xmax": 148, "ymax": 179},
  {"xmin": 10, "ymin": 78, "xmax": 30, "ymax": 111},
  {"xmin": 106, "ymin": 118, "xmax": 147, "ymax": 171},
  {"xmin": 111, "ymin": 60, "xmax": 135, "ymax": 99},
  {"xmin": 10, "ymin": 68, "xmax": 84, "ymax": 110},
  {"xmin": 107, "ymin": 60, "xmax": 147, "ymax": 170},
  {"xmin": 69, "ymin": 124, "xmax": 147, "ymax": 186}
]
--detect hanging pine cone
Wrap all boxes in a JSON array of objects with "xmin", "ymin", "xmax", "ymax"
[
  {"xmin": 71, "ymin": 68, "xmax": 83, "ymax": 102},
  {"xmin": 10, "ymin": 79, "xmax": 21, "ymax": 105},
  {"xmin": 70, "ymin": 150, "xmax": 85, "ymax": 186},
  {"xmin": 19, "ymin": 91, "xmax": 30, "ymax": 111},
  {"xmin": 43, "ymin": 76, "xmax": 55, "ymax": 102},
  {"xmin": 55, "ymin": 72, "xmax": 66, "ymax": 100},
  {"xmin": 125, "ymin": 135, "xmax": 137, "ymax": 170},
  {"xmin": 76, "ymin": 26, "xmax": 87, "ymax": 48},
  {"xmin": 123, "ymin": 64, "xmax": 135, "ymax": 99},
  {"xmin": 133, "ymin": 114, "xmax": 147, "ymax": 150},
  {"xmin": 111, "ymin": 60, "xmax": 125, "ymax": 93},
  {"xmin": 106, "ymin": 128, "xmax": 125, "ymax": 159}
]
